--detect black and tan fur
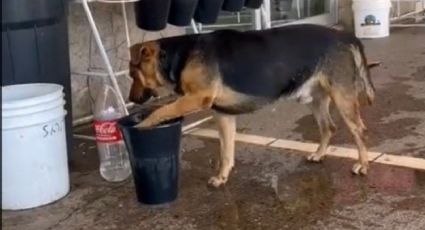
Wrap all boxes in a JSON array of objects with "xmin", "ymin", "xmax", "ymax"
[{"xmin": 129, "ymin": 24, "xmax": 378, "ymax": 187}]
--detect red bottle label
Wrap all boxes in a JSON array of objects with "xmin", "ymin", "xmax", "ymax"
[{"xmin": 93, "ymin": 120, "xmax": 123, "ymax": 143}]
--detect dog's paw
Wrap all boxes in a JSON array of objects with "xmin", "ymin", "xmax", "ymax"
[
  {"xmin": 352, "ymin": 163, "xmax": 368, "ymax": 175},
  {"xmin": 208, "ymin": 176, "xmax": 227, "ymax": 188},
  {"xmin": 306, "ymin": 153, "xmax": 325, "ymax": 162},
  {"xmin": 134, "ymin": 121, "xmax": 153, "ymax": 130}
]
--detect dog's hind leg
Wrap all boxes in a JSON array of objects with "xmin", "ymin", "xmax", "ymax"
[
  {"xmin": 307, "ymin": 89, "xmax": 336, "ymax": 162},
  {"xmin": 208, "ymin": 113, "xmax": 236, "ymax": 187},
  {"xmin": 331, "ymin": 90, "xmax": 369, "ymax": 175}
]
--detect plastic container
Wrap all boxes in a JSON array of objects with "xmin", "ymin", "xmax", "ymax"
[
  {"xmin": 118, "ymin": 110, "xmax": 183, "ymax": 205},
  {"xmin": 194, "ymin": 0, "xmax": 225, "ymax": 24},
  {"xmin": 245, "ymin": 0, "xmax": 263, "ymax": 9},
  {"xmin": 222, "ymin": 0, "xmax": 245, "ymax": 12},
  {"xmin": 93, "ymin": 84, "xmax": 131, "ymax": 182},
  {"xmin": 168, "ymin": 0, "xmax": 199, "ymax": 26},
  {"xmin": 352, "ymin": 0, "xmax": 392, "ymax": 38},
  {"xmin": 2, "ymin": 83, "xmax": 69, "ymax": 210},
  {"xmin": 134, "ymin": 0, "xmax": 172, "ymax": 31},
  {"xmin": 2, "ymin": 0, "xmax": 73, "ymax": 157}
]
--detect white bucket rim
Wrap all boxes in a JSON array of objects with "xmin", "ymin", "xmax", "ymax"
[
  {"xmin": 2, "ymin": 83, "xmax": 63, "ymax": 110},
  {"xmin": 2, "ymin": 110, "xmax": 68, "ymax": 130},
  {"xmin": 352, "ymin": 0, "xmax": 392, "ymax": 9},
  {"xmin": 2, "ymin": 99, "xmax": 65, "ymax": 118}
]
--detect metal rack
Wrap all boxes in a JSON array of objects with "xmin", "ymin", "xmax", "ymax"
[
  {"xmin": 72, "ymin": 0, "xmax": 137, "ymax": 118},
  {"xmin": 71, "ymin": 1, "xmax": 206, "ymax": 126},
  {"xmin": 71, "ymin": 0, "xmax": 210, "ymax": 136},
  {"xmin": 391, "ymin": 0, "xmax": 425, "ymax": 27}
]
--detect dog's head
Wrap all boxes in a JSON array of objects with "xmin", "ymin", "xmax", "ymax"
[{"xmin": 129, "ymin": 41, "xmax": 166, "ymax": 104}]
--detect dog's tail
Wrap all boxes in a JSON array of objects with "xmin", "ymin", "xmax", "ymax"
[{"xmin": 350, "ymin": 44, "xmax": 376, "ymax": 105}]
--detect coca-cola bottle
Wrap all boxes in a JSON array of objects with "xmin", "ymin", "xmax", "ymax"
[{"xmin": 93, "ymin": 83, "xmax": 131, "ymax": 182}]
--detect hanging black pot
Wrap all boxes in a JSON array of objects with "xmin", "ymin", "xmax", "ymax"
[
  {"xmin": 168, "ymin": 0, "xmax": 199, "ymax": 26},
  {"xmin": 222, "ymin": 0, "xmax": 245, "ymax": 12},
  {"xmin": 244, "ymin": 0, "xmax": 263, "ymax": 9},
  {"xmin": 134, "ymin": 0, "xmax": 172, "ymax": 31},
  {"xmin": 193, "ymin": 0, "xmax": 225, "ymax": 24}
]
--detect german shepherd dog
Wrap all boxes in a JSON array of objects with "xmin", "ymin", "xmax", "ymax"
[{"xmin": 129, "ymin": 24, "xmax": 378, "ymax": 187}]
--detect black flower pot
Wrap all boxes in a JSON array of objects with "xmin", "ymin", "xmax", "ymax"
[
  {"xmin": 244, "ymin": 0, "xmax": 263, "ymax": 9},
  {"xmin": 222, "ymin": 0, "xmax": 245, "ymax": 12},
  {"xmin": 134, "ymin": 0, "xmax": 172, "ymax": 31},
  {"xmin": 194, "ymin": 0, "xmax": 225, "ymax": 24},
  {"xmin": 168, "ymin": 0, "xmax": 199, "ymax": 26}
]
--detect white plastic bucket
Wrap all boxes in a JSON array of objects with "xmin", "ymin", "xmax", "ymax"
[
  {"xmin": 2, "ymin": 83, "xmax": 70, "ymax": 210},
  {"xmin": 352, "ymin": 0, "xmax": 392, "ymax": 38}
]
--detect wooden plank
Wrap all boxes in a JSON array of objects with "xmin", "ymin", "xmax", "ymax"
[
  {"xmin": 324, "ymin": 146, "xmax": 382, "ymax": 162},
  {"xmin": 188, "ymin": 128, "xmax": 276, "ymax": 146},
  {"xmin": 182, "ymin": 116, "xmax": 213, "ymax": 133},
  {"xmin": 374, "ymin": 154, "xmax": 425, "ymax": 171},
  {"xmin": 270, "ymin": 139, "xmax": 318, "ymax": 153},
  {"xmin": 188, "ymin": 128, "xmax": 425, "ymax": 171}
]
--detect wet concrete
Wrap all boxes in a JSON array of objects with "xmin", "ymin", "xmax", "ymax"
[
  {"xmin": 3, "ymin": 28, "xmax": 425, "ymax": 230},
  {"xmin": 3, "ymin": 137, "xmax": 425, "ymax": 230}
]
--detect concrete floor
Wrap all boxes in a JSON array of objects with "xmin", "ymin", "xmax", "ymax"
[{"xmin": 3, "ymin": 27, "xmax": 425, "ymax": 230}]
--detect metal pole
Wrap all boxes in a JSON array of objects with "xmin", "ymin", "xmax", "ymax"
[
  {"xmin": 297, "ymin": 0, "xmax": 301, "ymax": 19},
  {"xmin": 253, "ymin": 8, "xmax": 262, "ymax": 30},
  {"xmin": 191, "ymin": 19, "xmax": 200, "ymax": 34},
  {"xmin": 261, "ymin": 0, "xmax": 272, "ymax": 29},
  {"xmin": 81, "ymin": 0, "xmax": 129, "ymax": 115},
  {"xmin": 72, "ymin": 69, "xmax": 128, "ymax": 77},
  {"xmin": 121, "ymin": 1, "xmax": 132, "ymax": 51}
]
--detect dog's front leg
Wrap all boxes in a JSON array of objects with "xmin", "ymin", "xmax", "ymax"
[
  {"xmin": 208, "ymin": 113, "xmax": 236, "ymax": 187},
  {"xmin": 135, "ymin": 93, "xmax": 213, "ymax": 129}
]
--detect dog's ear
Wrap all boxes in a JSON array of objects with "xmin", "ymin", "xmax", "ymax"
[{"xmin": 130, "ymin": 43, "xmax": 155, "ymax": 65}]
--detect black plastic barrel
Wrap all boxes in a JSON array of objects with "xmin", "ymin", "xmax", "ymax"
[
  {"xmin": 2, "ymin": 0, "xmax": 72, "ymax": 156},
  {"xmin": 118, "ymin": 110, "xmax": 183, "ymax": 205},
  {"xmin": 194, "ymin": 0, "xmax": 225, "ymax": 24},
  {"xmin": 168, "ymin": 0, "xmax": 199, "ymax": 26},
  {"xmin": 222, "ymin": 0, "xmax": 246, "ymax": 12},
  {"xmin": 134, "ymin": 0, "xmax": 172, "ymax": 31}
]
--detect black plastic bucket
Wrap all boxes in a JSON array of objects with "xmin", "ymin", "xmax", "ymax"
[
  {"xmin": 168, "ymin": 0, "xmax": 199, "ymax": 26},
  {"xmin": 193, "ymin": 0, "xmax": 225, "ymax": 24},
  {"xmin": 222, "ymin": 0, "xmax": 245, "ymax": 12},
  {"xmin": 244, "ymin": 0, "xmax": 263, "ymax": 9},
  {"xmin": 118, "ymin": 110, "xmax": 183, "ymax": 205},
  {"xmin": 134, "ymin": 0, "xmax": 172, "ymax": 31}
]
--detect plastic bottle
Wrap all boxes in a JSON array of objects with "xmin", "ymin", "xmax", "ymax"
[{"xmin": 93, "ymin": 84, "xmax": 131, "ymax": 182}]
